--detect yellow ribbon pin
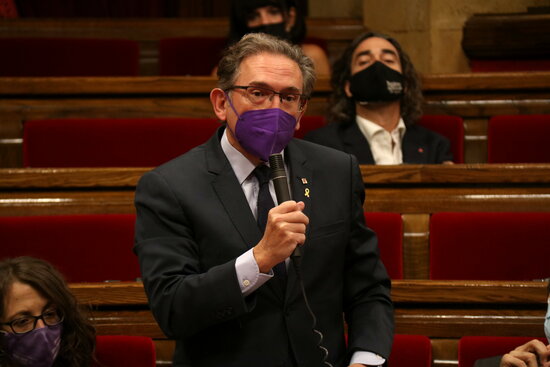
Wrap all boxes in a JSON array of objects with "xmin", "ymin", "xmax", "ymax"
[{"xmin": 304, "ymin": 188, "xmax": 310, "ymax": 198}]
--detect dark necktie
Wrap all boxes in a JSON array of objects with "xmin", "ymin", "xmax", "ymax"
[{"xmin": 253, "ymin": 165, "xmax": 287, "ymax": 278}]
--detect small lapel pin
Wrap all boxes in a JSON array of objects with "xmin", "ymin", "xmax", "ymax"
[
  {"xmin": 418, "ymin": 147, "xmax": 424, "ymax": 153},
  {"xmin": 301, "ymin": 178, "xmax": 308, "ymax": 184},
  {"xmin": 304, "ymin": 188, "xmax": 310, "ymax": 198}
]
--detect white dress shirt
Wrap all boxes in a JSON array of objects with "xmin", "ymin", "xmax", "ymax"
[{"xmin": 356, "ymin": 115, "xmax": 406, "ymax": 165}]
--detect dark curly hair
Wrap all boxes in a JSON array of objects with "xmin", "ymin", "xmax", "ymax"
[
  {"xmin": 228, "ymin": 0, "xmax": 306, "ymax": 46},
  {"xmin": 329, "ymin": 31, "xmax": 423, "ymax": 126},
  {"xmin": 0, "ymin": 257, "xmax": 96, "ymax": 367}
]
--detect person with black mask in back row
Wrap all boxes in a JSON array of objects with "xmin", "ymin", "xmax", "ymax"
[
  {"xmin": 304, "ymin": 32, "xmax": 453, "ymax": 165},
  {"xmin": 228, "ymin": 0, "xmax": 330, "ymax": 76}
]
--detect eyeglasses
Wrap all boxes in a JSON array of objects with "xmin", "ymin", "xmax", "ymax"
[
  {"xmin": 1, "ymin": 308, "xmax": 64, "ymax": 334},
  {"xmin": 228, "ymin": 85, "xmax": 307, "ymax": 112}
]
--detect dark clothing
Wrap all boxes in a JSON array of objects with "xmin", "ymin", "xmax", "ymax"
[
  {"xmin": 303, "ymin": 118, "xmax": 453, "ymax": 164},
  {"xmin": 134, "ymin": 127, "xmax": 394, "ymax": 367},
  {"xmin": 473, "ymin": 356, "xmax": 502, "ymax": 367}
]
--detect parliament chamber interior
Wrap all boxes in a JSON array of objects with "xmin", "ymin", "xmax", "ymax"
[{"xmin": 1, "ymin": 0, "xmax": 550, "ymax": 366}]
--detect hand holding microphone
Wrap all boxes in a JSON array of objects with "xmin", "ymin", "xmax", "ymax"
[{"xmin": 269, "ymin": 153, "xmax": 304, "ymax": 259}]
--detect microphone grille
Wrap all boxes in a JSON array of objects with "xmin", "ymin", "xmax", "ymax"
[{"xmin": 269, "ymin": 153, "xmax": 285, "ymax": 171}]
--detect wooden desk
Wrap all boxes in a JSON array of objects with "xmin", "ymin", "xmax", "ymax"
[
  {"xmin": 70, "ymin": 280, "xmax": 549, "ymax": 367},
  {"xmin": 1, "ymin": 72, "xmax": 550, "ymax": 167}
]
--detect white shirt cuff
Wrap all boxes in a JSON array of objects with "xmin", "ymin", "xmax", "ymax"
[
  {"xmin": 350, "ymin": 351, "xmax": 386, "ymax": 366},
  {"xmin": 235, "ymin": 248, "xmax": 272, "ymax": 297}
]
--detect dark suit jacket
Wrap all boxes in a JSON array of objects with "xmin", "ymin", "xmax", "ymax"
[
  {"xmin": 303, "ymin": 118, "xmax": 453, "ymax": 164},
  {"xmin": 473, "ymin": 356, "xmax": 502, "ymax": 367},
  {"xmin": 134, "ymin": 127, "xmax": 394, "ymax": 367}
]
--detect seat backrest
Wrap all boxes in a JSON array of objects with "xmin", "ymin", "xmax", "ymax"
[
  {"xmin": 458, "ymin": 336, "xmax": 547, "ymax": 367},
  {"xmin": 365, "ymin": 212, "xmax": 403, "ymax": 279},
  {"xmin": 23, "ymin": 117, "xmax": 220, "ymax": 167},
  {"xmin": 487, "ymin": 114, "xmax": 550, "ymax": 163},
  {"xmin": 93, "ymin": 335, "xmax": 156, "ymax": 367},
  {"xmin": 417, "ymin": 115, "xmax": 465, "ymax": 163},
  {"xmin": 388, "ymin": 334, "xmax": 432, "ymax": 367},
  {"xmin": 430, "ymin": 212, "xmax": 550, "ymax": 280},
  {"xmin": 295, "ymin": 115, "xmax": 327, "ymax": 140},
  {"xmin": 0, "ymin": 214, "xmax": 139, "ymax": 283},
  {"xmin": 0, "ymin": 37, "xmax": 140, "ymax": 76},
  {"xmin": 159, "ymin": 37, "xmax": 228, "ymax": 76}
]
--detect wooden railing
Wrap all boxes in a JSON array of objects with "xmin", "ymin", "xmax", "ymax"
[
  {"xmin": 1, "ymin": 72, "xmax": 550, "ymax": 167},
  {"xmin": 70, "ymin": 280, "xmax": 549, "ymax": 367}
]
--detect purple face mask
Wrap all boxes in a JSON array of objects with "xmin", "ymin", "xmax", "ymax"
[
  {"xmin": 226, "ymin": 94, "xmax": 297, "ymax": 161},
  {"xmin": 3, "ymin": 323, "xmax": 62, "ymax": 367}
]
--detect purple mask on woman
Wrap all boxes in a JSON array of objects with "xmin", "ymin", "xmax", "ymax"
[
  {"xmin": 3, "ymin": 323, "xmax": 62, "ymax": 367},
  {"xmin": 226, "ymin": 93, "xmax": 297, "ymax": 162}
]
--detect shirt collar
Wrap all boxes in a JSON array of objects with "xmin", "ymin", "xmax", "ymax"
[
  {"xmin": 356, "ymin": 115, "xmax": 406, "ymax": 143},
  {"xmin": 221, "ymin": 128, "xmax": 256, "ymax": 185}
]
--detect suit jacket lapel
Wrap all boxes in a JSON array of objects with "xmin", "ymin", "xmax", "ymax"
[
  {"xmin": 402, "ymin": 126, "xmax": 425, "ymax": 163},
  {"xmin": 340, "ymin": 119, "xmax": 375, "ymax": 164},
  {"xmin": 207, "ymin": 128, "xmax": 262, "ymax": 251},
  {"xmin": 283, "ymin": 140, "xmax": 313, "ymax": 301}
]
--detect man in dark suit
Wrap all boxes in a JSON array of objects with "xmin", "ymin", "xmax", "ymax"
[
  {"xmin": 304, "ymin": 32, "xmax": 453, "ymax": 165},
  {"xmin": 134, "ymin": 33, "xmax": 393, "ymax": 367}
]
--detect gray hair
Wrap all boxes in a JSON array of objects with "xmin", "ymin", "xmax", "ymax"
[{"xmin": 217, "ymin": 33, "xmax": 316, "ymax": 98}]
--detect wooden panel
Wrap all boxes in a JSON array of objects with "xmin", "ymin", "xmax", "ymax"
[
  {"xmin": 462, "ymin": 13, "xmax": 550, "ymax": 59},
  {"xmin": 68, "ymin": 280, "xmax": 548, "ymax": 337},
  {"xmin": 1, "ymin": 73, "xmax": 550, "ymax": 167},
  {"xmin": 401, "ymin": 214, "xmax": 429, "ymax": 279}
]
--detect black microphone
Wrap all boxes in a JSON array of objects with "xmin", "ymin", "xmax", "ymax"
[{"xmin": 269, "ymin": 153, "xmax": 301, "ymax": 258}]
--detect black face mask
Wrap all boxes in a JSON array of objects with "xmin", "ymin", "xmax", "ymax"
[
  {"xmin": 348, "ymin": 61, "xmax": 404, "ymax": 103},
  {"xmin": 248, "ymin": 22, "xmax": 291, "ymax": 41}
]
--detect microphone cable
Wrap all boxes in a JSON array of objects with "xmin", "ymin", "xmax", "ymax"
[{"xmin": 269, "ymin": 154, "xmax": 334, "ymax": 367}]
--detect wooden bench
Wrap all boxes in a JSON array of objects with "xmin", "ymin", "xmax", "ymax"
[
  {"xmin": 70, "ymin": 280, "xmax": 549, "ymax": 367},
  {"xmin": 2, "ymin": 164, "xmax": 550, "ymax": 279},
  {"xmin": 1, "ymin": 72, "xmax": 550, "ymax": 167}
]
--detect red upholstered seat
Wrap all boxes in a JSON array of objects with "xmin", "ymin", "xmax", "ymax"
[
  {"xmin": 417, "ymin": 115, "xmax": 465, "ymax": 163},
  {"xmin": 0, "ymin": 214, "xmax": 139, "ymax": 283},
  {"xmin": 487, "ymin": 114, "xmax": 550, "ymax": 163},
  {"xmin": 365, "ymin": 212, "xmax": 403, "ymax": 279},
  {"xmin": 0, "ymin": 38, "xmax": 140, "ymax": 76},
  {"xmin": 430, "ymin": 212, "xmax": 550, "ymax": 280},
  {"xmin": 159, "ymin": 37, "xmax": 228, "ymax": 76},
  {"xmin": 458, "ymin": 336, "xmax": 547, "ymax": 367},
  {"xmin": 93, "ymin": 335, "xmax": 156, "ymax": 367},
  {"xmin": 470, "ymin": 59, "xmax": 550, "ymax": 72},
  {"xmin": 295, "ymin": 115, "xmax": 326, "ymax": 139},
  {"xmin": 388, "ymin": 334, "xmax": 432, "ymax": 367},
  {"xmin": 23, "ymin": 117, "xmax": 220, "ymax": 167}
]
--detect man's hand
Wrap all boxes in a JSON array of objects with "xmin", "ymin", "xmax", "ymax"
[
  {"xmin": 500, "ymin": 339, "xmax": 550, "ymax": 367},
  {"xmin": 253, "ymin": 200, "xmax": 308, "ymax": 273}
]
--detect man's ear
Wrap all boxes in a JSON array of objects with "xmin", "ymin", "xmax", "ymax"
[
  {"xmin": 286, "ymin": 7, "xmax": 296, "ymax": 32},
  {"xmin": 344, "ymin": 80, "xmax": 353, "ymax": 98},
  {"xmin": 294, "ymin": 101, "xmax": 308, "ymax": 131},
  {"xmin": 210, "ymin": 88, "xmax": 228, "ymax": 121}
]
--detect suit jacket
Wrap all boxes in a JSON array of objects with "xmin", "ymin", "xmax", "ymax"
[
  {"xmin": 303, "ymin": 118, "xmax": 453, "ymax": 164},
  {"xmin": 473, "ymin": 356, "xmax": 502, "ymax": 367},
  {"xmin": 134, "ymin": 127, "xmax": 394, "ymax": 367}
]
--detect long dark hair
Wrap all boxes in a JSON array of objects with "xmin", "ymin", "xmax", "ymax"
[
  {"xmin": 329, "ymin": 31, "xmax": 423, "ymax": 126},
  {"xmin": 228, "ymin": 0, "xmax": 306, "ymax": 45},
  {"xmin": 0, "ymin": 257, "xmax": 96, "ymax": 367}
]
